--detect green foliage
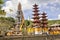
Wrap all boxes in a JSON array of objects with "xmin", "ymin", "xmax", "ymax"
[
  {"xmin": 48, "ymin": 20, "xmax": 60, "ymax": 26},
  {"xmin": 5, "ymin": 17, "xmax": 15, "ymax": 22},
  {"xmin": 25, "ymin": 20, "xmax": 30, "ymax": 26},
  {"xmin": 0, "ymin": 0, "xmax": 4, "ymax": 9},
  {"xmin": 0, "ymin": 17, "xmax": 15, "ymax": 23},
  {"xmin": 0, "ymin": 17, "xmax": 15, "ymax": 31},
  {"xmin": 0, "ymin": 0, "xmax": 6, "ymax": 16},
  {"xmin": 24, "ymin": 20, "xmax": 32, "ymax": 26},
  {"xmin": 0, "ymin": 10, "xmax": 6, "ymax": 15},
  {"xmin": 0, "ymin": 0, "xmax": 4, "ymax": 4},
  {"xmin": 25, "ymin": 20, "xmax": 60, "ymax": 27}
]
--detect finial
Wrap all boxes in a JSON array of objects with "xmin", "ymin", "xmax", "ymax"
[{"xmin": 18, "ymin": 2, "xmax": 21, "ymax": 10}]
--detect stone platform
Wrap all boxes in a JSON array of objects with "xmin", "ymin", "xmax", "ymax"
[{"xmin": 0, "ymin": 35, "xmax": 60, "ymax": 40}]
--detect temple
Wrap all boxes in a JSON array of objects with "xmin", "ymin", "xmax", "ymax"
[
  {"xmin": 7, "ymin": 3, "xmax": 25, "ymax": 35},
  {"xmin": 32, "ymin": 4, "xmax": 41, "ymax": 34},
  {"xmin": 17, "ymin": 3, "xmax": 23, "ymax": 25},
  {"xmin": 41, "ymin": 12, "xmax": 48, "ymax": 28},
  {"xmin": 32, "ymin": 4, "xmax": 40, "ymax": 27},
  {"xmin": 16, "ymin": 2, "xmax": 24, "ymax": 30},
  {"xmin": 6, "ymin": 3, "xmax": 60, "ymax": 36}
]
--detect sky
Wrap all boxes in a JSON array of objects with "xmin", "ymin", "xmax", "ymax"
[{"xmin": 1, "ymin": 0, "xmax": 60, "ymax": 20}]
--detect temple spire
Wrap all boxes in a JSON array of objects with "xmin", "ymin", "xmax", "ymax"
[
  {"xmin": 32, "ymin": 4, "xmax": 40, "ymax": 27},
  {"xmin": 41, "ymin": 12, "xmax": 48, "ymax": 28},
  {"xmin": 18, "ymin": 3, "xmax": 21, "ymax": 10}
]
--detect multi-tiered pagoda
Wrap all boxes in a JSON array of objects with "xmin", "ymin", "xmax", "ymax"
[
  {"xmin": 32, "ymin": 4, "xmax": 41, "ymax": 34},
  {"xmin": 17, "ymin": 3, "xmax": 23, "ymax": 25},
  {"xmin": 32, "ymin": 4, "xmax": 40, "ymax": 27},
  {"xmin": 15, "ymin": 2, "xmax": 24, "ymax": 35},
  {"xmin": 41, "ymin": 12, "xmax": 48, "ymax": 28}
]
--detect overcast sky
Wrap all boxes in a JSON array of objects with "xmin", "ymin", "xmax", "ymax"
[{"xmin": 2, "ymin": 0, "xmax": 60, "ymax": 20}]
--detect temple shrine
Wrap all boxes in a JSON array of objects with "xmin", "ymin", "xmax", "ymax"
[
  {"xmin": 41, "ymin": 12, "xmax": 48, "ymax": 34},
  {"xmin": 32, "ymin": 4, "xmax": 42, "ymax": 34},
  {"xmin": 41, "ymin": 12, "xmax": 48, "ymax": 28},
  {"xmin": 32, "ymin": 4, "xmax": 40, "ymax": 27},
  {"xmin": 7, "ymin": 2, "xmax": 25, "ymax": 36},
  {"xmin": 6, "ymin": 2, "xmax": 60, "ymax": 36}
]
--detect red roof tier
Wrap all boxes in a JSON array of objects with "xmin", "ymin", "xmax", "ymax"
[
  {"xmin": 41, "ymin": 16, "xmax": 47, "ymax": 18},
  {"xmin": 32, "ymin": 17, "xmax": 40, "ymax": 19},
  {"xmin": 41, "ymin": 19, "xmax": 48, "ymax": 21},
  {"xmin": 33, "ymin": 20, "xmax": 40, "ymax": 23},
  {"xmin": 32, "ymin": 16, "xmax": 40, "ymax": 19},
  {"xmin": 33, "ymin": 7, "xmax": 39, "ymax": 9},
  {"xmin": 41, "ymin": 13, "xmax": 46, "ymax": 15},
  {"xmin": 33, "ymin": 4, "xmax": 38, "ymax": 7}
]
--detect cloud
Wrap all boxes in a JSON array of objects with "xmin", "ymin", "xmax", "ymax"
[
  {"xmin": 2, "ymin": 1, "xmax": 15, "ymax": 13},
  {"xmin": 10, "ymin": 0, "xmax": 32, "ymax": 10},
  {"xmin": 2, "ymin": 0, "xmax": 33, "ymax": 18},
  {"xmin": 2, "ymin": 0, "xmax": 60, "ymax": 20},
  {"xmin": 58, "ymin": 14, "xmax": 60, "ymax": 19},
  {"xmin": 2, "ymin": 1, "xmax": 17, "ymax": 18},
  {"xmin": 28, "ymin": 0, "xmax": 60, "ymax": 4},
  {"xmin": 2, "ymin": 0, "xmax": 32, "ymax": 11},
  {"xmin": 3, "ymin": 0, "xmax": 60, "ymax": 12},
  {"xmin": 28, "ymin": 0, "xmax": 60, "ymax": 10},
  {"xmin": 50, "ymin": 7, "xmax": 56, "ymax": 12}
]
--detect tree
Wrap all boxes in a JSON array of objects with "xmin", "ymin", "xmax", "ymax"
[
  {"xmin": 0, "ymin": 0, "xmax": 4, "ymax": 9},
  {"xmin": 5, "ymin": 17, "xmax": 15, "ymax": 23},
  {"xmin": 0, "ymin": 17, "xmax": 15, "ymax": 32},
  {"xmin": 25, "ymin": 20, "xmax": 30, "ymax": 26},
  {"xmin": 0, "ymin": 0, "xmax": 4, "ymax": 4},
  {"xmin": 0, "ymin": 0, "xmax": 6, "ymax": 16}
]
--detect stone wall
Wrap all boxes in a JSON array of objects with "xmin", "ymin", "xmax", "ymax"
[{"xmin": 0, "ymin": 35, "xmax": 60, "ymax": 40}]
